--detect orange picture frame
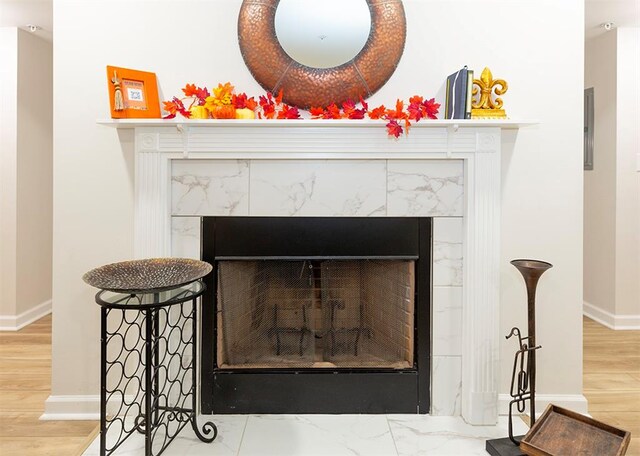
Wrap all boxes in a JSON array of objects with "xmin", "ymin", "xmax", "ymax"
[{"xmin": 106, "ymin": 66, "xmax": 161, "ymax": 119}]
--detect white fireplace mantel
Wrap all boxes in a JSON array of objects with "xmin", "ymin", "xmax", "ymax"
[{"xmin": 100, "ymin": 118, "xmax": 536, "ymax": 425}]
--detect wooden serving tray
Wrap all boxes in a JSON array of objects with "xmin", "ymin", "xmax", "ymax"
[{"xmin": 520, "ymin": 404, "xmax": 631, "ymax": 456}]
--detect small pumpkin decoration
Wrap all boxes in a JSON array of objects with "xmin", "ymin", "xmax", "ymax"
[
  {"xmin": 211, "ymin": 105, "xmax": 236, "ymax": 119},
  {"xmin": 235, "ymin": 108, "xmax": 256, "ymax": 119},
  {"xmin": 190, "ymin": 106, "xmax": 209, "ymax": 119}
]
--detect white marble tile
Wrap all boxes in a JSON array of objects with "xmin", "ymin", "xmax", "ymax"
[
  {"xmin": 387, "ymin": 160, "xmax": 464, "ymax": 216},
  {"xmin": 433, "ymin": 218, "xmax": 463, "ymax": 286},
  {"xmin": 171, "ymin": 159, "xmax": 249, "ymax": 216},
  {"xmin": 431, "ymin": 356, "xmax": 462, "ymax": 416},
  {"xmin": 388, "ymin": 416, "xmax": 529, "ymax": 456},
  {"xmin": 83, "ymin": 414, "xmax": 530, "ymax": 456},
  {"xmin": 432, "ymin": 287, "xmax": 463, "ymax": 357},
  {"xmin": 171, "ymin": 217, "xmax": 201, "ymax": 259},
  {"xmin": 238, "ymin": 415, "xmax": 398, "ymax": 456},
  {"xmin": 82, "ymin": 415, "xmax": 247, "ymax": 456},
  {"xmin": 249, "ymin": 160, "xmax": 387, "ymax": 216}
]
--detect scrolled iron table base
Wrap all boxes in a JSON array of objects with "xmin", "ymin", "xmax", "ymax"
[{"xmin": 96, "ymin": 281, "xmax": 216, "ymax": 456}]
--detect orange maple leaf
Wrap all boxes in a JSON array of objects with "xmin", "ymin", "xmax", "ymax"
[
  {"xmin": 182, "ymin": 83, "xmax": 197, "ymax": 97},
  {"xmin": 368, "ymin": 105, "xmax": 387, "ymax": 120},
  {"xmin": 275, "ymin": 89, "xmax": 284, "ymax": 105},
  {"xmin": 245, "ymin": 97, "xmax": 258, "ymax": 111},
  {"xmin": 310, "ymin": 107, "xmax": 326, "ymax": 119},
  {"xmin": 163, "ymin": 100, "xmax": 178, "ymax": 116},
  {"xmin": 325, "ymin": 103, "xmax": 343, "ymax": 119}
]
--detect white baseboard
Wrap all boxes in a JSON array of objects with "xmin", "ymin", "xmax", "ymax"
[
  {"xmin": 583, "ymin": 301, "xmax": 640, "ymax": 330},
  {"xmin": 499, "ymin": 394, "xmax": 588, "ymax": 416},
  {"xmin": 41, "ymin": 395, "xmax": 100, "ymax": 421},
  {"xmin": 0, "ymin": 299, "xmax": 52, "ymax": 331}
]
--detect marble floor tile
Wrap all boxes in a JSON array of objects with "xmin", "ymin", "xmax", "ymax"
[
  {"xmin": 239, "ymin": 415, "xmax": 398, "ymax": 456},
  {"xmin": 82, "ymin": 414, "xmax": 529, "ymax": 456},
  {"xmin": 82, "ymin": 415, "xmax": 247, "ymax": 456},
  {"xmin": 387, "ymin": 415, "xmax": 529, "ymax": 456}
]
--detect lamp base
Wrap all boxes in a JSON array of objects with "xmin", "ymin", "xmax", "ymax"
[{"xmin": 485, "ymin": 436, "xmax": 526, "ymax": 456}]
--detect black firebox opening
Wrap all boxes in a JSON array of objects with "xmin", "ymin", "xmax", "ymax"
[{"xmin": 201, "ymin": 217, "xmax": 431, "ymax": 414}]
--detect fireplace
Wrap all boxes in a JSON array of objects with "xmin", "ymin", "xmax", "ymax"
[
  {"xmin": 124, "ymin": 119, "xmax": 513, "ymax": 424},
  {"xmin": 200, "ymin": 217, "xmax": 431, "ymax": 414}
]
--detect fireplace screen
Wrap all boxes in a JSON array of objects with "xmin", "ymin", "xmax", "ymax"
[{"xmin": 217, "ymin": 260, "xmax": 415, "ymax": 369}]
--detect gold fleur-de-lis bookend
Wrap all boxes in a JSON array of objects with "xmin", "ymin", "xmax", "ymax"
[{"xmin": 471, "ymin": 67, "xmax": 508, "ymax": 119}]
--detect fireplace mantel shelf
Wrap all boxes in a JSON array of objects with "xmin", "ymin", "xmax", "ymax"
[{"xmin": 97, "ymin": 118, "xmax": 537, "ymax": 130}]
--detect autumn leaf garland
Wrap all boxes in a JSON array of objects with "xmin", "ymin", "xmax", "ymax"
[
  {"xmin": 162, "ymin": 82, "xmax": 440, "ymax": 137},
  {"xmin": 309, "ymin": 96, "xmax": 440, "ymax": 138}
]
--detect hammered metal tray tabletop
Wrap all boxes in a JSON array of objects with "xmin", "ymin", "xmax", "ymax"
[
  {"xmin": 520, "ymin": 404, "xmax": 631, "ymax": 456},
  {"xmin": 82, "ymin": 258, "xmax": 212, "ymax": 293}
]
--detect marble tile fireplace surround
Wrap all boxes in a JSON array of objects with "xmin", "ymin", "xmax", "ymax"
[{"xmin": 106, "ymin": 118, "xmax": 529, "ymax": 426}]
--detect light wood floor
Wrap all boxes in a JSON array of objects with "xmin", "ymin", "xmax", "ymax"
[
  {"xmin": 584, "ymin": 316, "xmax": 640, "ymax": 456},
  {"xmin": 0, "ymin": 315, "xmax": 98, "ymax": 456},
  {"xmin": 0, "ymin": 315, "xmax": 638, "ymax": 455}
]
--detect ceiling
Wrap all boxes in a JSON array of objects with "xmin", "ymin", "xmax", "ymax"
[
  {"xmin": 585, "ymin": 0, "xmax": 640, "ymax": 39},
  {"xmin": 0, "ymin": 0, "xmax": 52, "ymax": 42},
  {"xmin": 0, "ymin": 0, "xmax": 638, "ymax": 44}
]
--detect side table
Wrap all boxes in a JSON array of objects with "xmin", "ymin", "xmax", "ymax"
[{"xmin": 83, "ymin": 258, "xmax": 217, "ymax": 456}]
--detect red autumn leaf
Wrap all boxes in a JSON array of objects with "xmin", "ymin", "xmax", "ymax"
[
  {"xmin": 422, "ymin": 97, "xmax": 440, "ymax": 119},
  {"xmin": 342, "ymin": 99, "xmax": 356, "ymax": 113},
  {"xmin": 259, "ymin": 93, "xmax": 276, "ymax": 119},
  {"xmin": 341, "ymin": 100, "xmax": 366, "ymax": 119},
  {"xmin": 407, "ymin": 101, "xmax": 424, "ymax": 122},
  {"xmin": 359, "ymin": 96, "xmax": 369, "ymax": 112},
  {"xmin": 368, "ymin": 105, "xmax": 387, "ymax": 119},
  {"xmin": 174, "ymin": 97, "xmax": 191, "ymax": 118},
  {"xmin": 232, "ymin": 93, "xmax": 249, "ymax": 109},
  {"xmin": 262, "ymin": 104, "xmax": 275, "ymax": 119},
  {"xmin": 348, "ymin": 108, "xmax": 366, "ymax": 119},
  {"xmin": 163, "ymin": 112, "xmax": 176, "ymax": 119},
  {"xmin": 182, "ymin": 83, "xmax": 197, "ymax": 97},
  {"xmin": 194, "ymin": 86, "xmax": 210, "ymax": 104},
  {"xmin": 310, "ymin": 107, "xmax": 326, "ymax": 118},
  {"xmin": 277, "ymin": 104, "xmax": 301, "ymax": 119},
  {"xmin": 386, "ymin": 119, "xmax": 403, "ymax": 138},
  {"xmin": 163, "ymin": 97, "xmax": 191, "ymax": 118},
  {"xmin": 258, "ymin": 93, "xmax": 276, "ymax": 119}
]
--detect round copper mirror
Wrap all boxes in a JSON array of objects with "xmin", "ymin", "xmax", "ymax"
[{"xmin": 238, "ymin": 0, "xmax": 406, "ymax": 109}]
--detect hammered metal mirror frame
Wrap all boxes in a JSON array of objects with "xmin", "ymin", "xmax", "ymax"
[{"xmin": 238, "ymin": 0, "xmax": 406, "ymax": 109}]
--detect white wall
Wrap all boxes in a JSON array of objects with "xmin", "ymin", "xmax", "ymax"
[
  {"xmin": 16, "ymin": 29, "xmax": 53, "ymax": 317},
  {"xmin": 615, "ymin": 28, "xmax": 640, "ymax": 319},
  {"xmin": 0, "ymin": 28, "xmax": 53, "ymax": 330},
  {"xmin": 50, "ymin": 0, "xmax": 585, "ymax": 416},
  {"xmin": 584, "ymin": 28, "xmax": 640, "ymax": 328},
  {"xmin": 0, "ymin": 28, "xmax": 19, "ymax": 320},
  {"xmin": 584, "ymin": 31, "xmax": 617, "ymax": 316}
]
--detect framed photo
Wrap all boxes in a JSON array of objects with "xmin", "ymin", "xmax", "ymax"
[{"xmin": 106, "ymin": 66, "xmax": 161, "ymax": 118}]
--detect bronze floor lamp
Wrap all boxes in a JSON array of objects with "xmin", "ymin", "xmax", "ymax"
[{"xmin": 486, "ymin": 259, "xmax": 553, "ymax": 456}]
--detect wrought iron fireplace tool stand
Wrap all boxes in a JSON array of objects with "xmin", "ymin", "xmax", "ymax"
[
  {"xmin": 83, "ymin": 258, "xmax": 217, "ymax": 456},
  {"xmin": 486, "ymin": 259, "xmax": 552, "ymax": 456}
]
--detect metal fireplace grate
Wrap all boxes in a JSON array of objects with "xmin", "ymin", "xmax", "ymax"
[{"xmin": 217, "ymin": 260, "xmax": 414, "ymax": 369}]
